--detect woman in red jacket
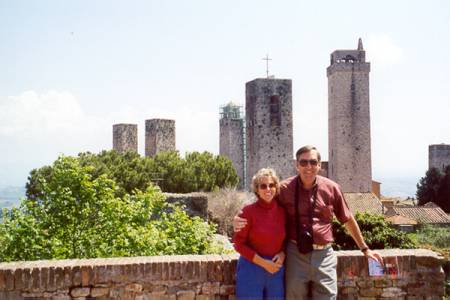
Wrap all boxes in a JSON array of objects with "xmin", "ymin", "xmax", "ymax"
[{"xmin": 233, "ymin": 168, "xmax": 286, "ymax": 300}]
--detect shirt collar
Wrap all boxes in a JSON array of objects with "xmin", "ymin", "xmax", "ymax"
[{"xmin": 298, "ymin": 175, "xmax": 320, "ymax": 191}]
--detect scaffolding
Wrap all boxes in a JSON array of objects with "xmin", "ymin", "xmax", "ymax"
[{"xmin": 219, "ymin": 102, "xmax": 243, "ymax": 120}]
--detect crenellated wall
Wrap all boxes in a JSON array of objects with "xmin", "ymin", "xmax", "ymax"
[{"xmin": 0, "ymin": 249, "xmax": 445, "ymax": 300}]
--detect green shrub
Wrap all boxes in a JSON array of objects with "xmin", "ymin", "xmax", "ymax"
[
  {"xmin": 416, "ymin": 225, "xmax": 450, "ymax": 249},
  {"xmin": 333, "ymin": 212, "xmax": 417, "ymax": 250},
  {"xmin": 0, "ymin": 156, "xmax": 224, "ymax": 262}
]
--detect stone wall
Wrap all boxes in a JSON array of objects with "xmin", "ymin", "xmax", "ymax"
[
  {"xmin": 0, "ymin": 249, "xmax": 445, "ymax": 300},
  {"xmin": 164, "ymin": 193, "xmax": 208, "ymax": 220}
]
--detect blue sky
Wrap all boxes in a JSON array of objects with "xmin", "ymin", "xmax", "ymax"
[{"xmin": 1, "ymin": 0, "xmax": 449, "ymax": 196}]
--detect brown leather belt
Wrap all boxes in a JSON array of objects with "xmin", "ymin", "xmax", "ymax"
[{"xmin": 289, "ymin": 240, "xmax": 332, "ymax": 250}]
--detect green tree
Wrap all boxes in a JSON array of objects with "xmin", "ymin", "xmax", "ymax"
[
  {"xmin": 437, "ymin": 166, "xmax": 450, "ymax": 213},
  {"xmin": 416, "ymin": 166, "xmax": 450, "ymax": 213},
  {"xmin": 0, "ymin": 156, "xmax": 222, "ymax": 262},
  {"xmin": 417, "ymin": 167, "xmax": 442, "ymax": 206},
  {"xmin": 26, "ymin": 150, "xmax": 239, "ymax": 198},
  {"xmin": 332, "ymin": 212, "xmax": 416, "ymax": 250}
]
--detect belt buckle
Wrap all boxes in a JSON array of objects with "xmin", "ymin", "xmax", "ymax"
[{"xmin": 312, "ymin": 243, "xmax": 330, "ymax": 250}]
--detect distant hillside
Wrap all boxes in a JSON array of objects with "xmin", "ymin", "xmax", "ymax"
[
  {"xmin": 0, "ymin": 185, "xmax": 25, "ymax": 208},
  {"xmin": 377, "ymin": 176, "xmax": 419, "ymax": 198}
]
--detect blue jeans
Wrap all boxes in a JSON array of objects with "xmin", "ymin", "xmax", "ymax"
[{"xmin": 236, "ymin": 255, "xmax": 285, "ymax": 300}]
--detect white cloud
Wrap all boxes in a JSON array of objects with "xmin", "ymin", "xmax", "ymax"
[
  {"xmin": 0, "ymin": 90, "xmax": 113, "ymax": 185},
  {"xmin": 365, "ymin": 34, "xmax": 403, "ymax": 67},
  {"xmin": 0, "ymin": 90, "xmax": 85, "ymax": 137}
]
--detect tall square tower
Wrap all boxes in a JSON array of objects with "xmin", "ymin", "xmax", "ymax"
[
  {"xmin": 112, "ymin": 124, "xmax": 138, "ymax": 153},
  {"xmin": 219, "ymin": 103, "xmax": 245, "ymax": 189},
  {"xmin": 245, "ymin": 78, "xmax": 294, "ymax": 188},
  {"xmin": 327, "ymin": 39, "xmax": 372, "ymax": 192},
  {"xmin": 145, "ymin": 119, "xmax": 176, "ymax": 157}
]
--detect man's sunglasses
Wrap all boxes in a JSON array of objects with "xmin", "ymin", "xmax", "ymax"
[
  {"xmin": 259, "ymin": 183, "xmax": 277, "ymax": 190},
  {"xmin": 298, "ymin": 159, "xmax": 319, "ymax": 167}
]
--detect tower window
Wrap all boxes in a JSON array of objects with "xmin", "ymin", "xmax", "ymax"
[{"xmin": 270, "ymin": 95, "xmax": 281, "ymax": 126}]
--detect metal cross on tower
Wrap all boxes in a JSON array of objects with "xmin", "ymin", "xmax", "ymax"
[{"xmin": 262, "ymin": 54, "xmax": 272, "ymax": 78}]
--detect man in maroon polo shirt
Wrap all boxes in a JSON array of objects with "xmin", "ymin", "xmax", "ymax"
[{"xmin": 234, "ymin": 145, "xmax": 383, "ymax": 299}]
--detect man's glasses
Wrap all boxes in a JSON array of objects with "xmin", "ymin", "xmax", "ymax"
[
  {"xmin": 298, "ymin": 159, "xmax": 319, "ymax": 167},
  {"xmin": 259, "ymin": 183, "xmax": 277, "ymax": 190}
]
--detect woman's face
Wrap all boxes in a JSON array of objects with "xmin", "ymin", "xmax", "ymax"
[{"xmin": 256, "ymin": 176, "xmax": 276, "ymax": 203}]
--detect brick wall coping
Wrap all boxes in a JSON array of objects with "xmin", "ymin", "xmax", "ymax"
[
  {"xmin": 0, "ymin": 249, "xmax": 443, "ymax": 271},
  {"xmin": 0, "ymin": 254, "xmax": 239, "ymax": 271}
]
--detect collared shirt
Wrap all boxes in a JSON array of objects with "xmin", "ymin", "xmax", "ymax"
[
  {"xmin": 233, "ymin": 197, "xmax": 286, "ymax": 261},
  {"xmin": 278, "ymin": 175, "xmax": 352, "ymax": 245}
]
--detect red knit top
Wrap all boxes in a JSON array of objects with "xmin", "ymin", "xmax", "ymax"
[{"xmin": 233, "ymin": 197, "xmax": 286, "ymax": 261}]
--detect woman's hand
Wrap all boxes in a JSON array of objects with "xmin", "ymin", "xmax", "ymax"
[
  {"xmin": 253, "ymin": 254, "xmax": 282, "ymax": 274},
  {"xmin": 272, "ymin": 251, "xmax": 285, "ymax": 266},
  {"xmin": 262, "ymin": 259, "xmax": 282, "ymax": 274}
]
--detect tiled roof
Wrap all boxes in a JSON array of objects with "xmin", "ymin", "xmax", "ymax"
[
  {"xmin": 343, "ymin": 193, "xmax": 383, "ymax": 215},
  {"xmin": 385, "ymin": 203, "xmax": 450, "ymax": 224},
  {"xmin": 385, "ymin": 214, "xmax": 417, "ymax": 225}
]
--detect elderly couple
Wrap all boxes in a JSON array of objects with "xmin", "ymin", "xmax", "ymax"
[{"xmin": 233, "ymin": 145, "xmax": 383, "ymax": 300}]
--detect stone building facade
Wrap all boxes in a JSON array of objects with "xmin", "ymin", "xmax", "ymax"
[
  {"xmin": 145, "ymin": 119, "xmax": 176, "ymax": 157},
  {"xmin": 327, "ymin": 39, "xmax": 372, "ymax": 193},
  {"xmin": 429, "ymin": 143, "xmax": 450, "ymax": 172},
  {"xmin": 219, "ymin": 103, "xmax": 245, "ymax": 189},
  {"xmin": 245, "ymin": 78, "xmax": 294, "ymax": 188},
  {"xmin": 112, "ymin": 123, "xmax": 138, "ymax": 153}
]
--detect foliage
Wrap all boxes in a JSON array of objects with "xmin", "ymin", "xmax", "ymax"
[
  {"xmin": 207, "ymin": 188, "xmax": 254, "ymax": 237},
  {"xmin": 416, "ymin": 166, "xmax": 450, "ymax": 213},
  {"xmin": 332, "ymin": 212, "xmax": 417, "ymax": 250},
  {"xmin": 0, "ymin": 156, "xmax": 222, "ymax": 262},
  {"xmin": 416, "ymin": 225, "xmax": 450, "ymax": 249},
  {"xmin": 26, "ymin": 150, "xmax": 239, "ymax": 199}
]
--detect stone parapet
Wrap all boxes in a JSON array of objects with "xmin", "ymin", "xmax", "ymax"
[
  {"xmin": 0, "ymin": 250, "xmax": 445, "ymax": 299},
  {"xmin": 164, "ymin": 193, "xmax": 208, "ymax": 220}
]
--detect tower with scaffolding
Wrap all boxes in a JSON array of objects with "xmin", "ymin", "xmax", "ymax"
[{"xmin": 219, "ymin": 102, "xmax": 246, "ymax": 189}]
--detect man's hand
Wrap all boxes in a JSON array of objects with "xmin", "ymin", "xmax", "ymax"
[
  {"xmin": 363, "ymin": 249, "xmax": 384, "ymax": 266},
  {"xmin": 232, "ymin": 213, "xmax": 247, "ymax": 232},
  {"xmin": 272, "ymin": 251, "xmax": 285, "ymax": 266}
]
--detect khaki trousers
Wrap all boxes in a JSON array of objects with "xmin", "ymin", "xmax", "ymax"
[{"xmin": 285, "ymin": 241, "xmax": 337, "ymax": 300}]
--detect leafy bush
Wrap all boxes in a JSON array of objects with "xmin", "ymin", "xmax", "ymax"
[
  {"xmin": 0, "ymin": 156, "xmax": 223, "ymax": 262},
  {"xmin": 333, "ymin": 212, "xmax": 417, "ymax": 250}
]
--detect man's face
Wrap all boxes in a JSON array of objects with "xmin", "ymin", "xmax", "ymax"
[{"xmin": 296, "ymin": 150, "xmax": 321, "ymax": 184}]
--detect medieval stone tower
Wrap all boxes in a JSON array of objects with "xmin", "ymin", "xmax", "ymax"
[
  {"xmin": 219, "ymin": 102, "xmax": 245, "ymax": 188},
  {"xmin": 246, "ymin": 78, "xmax": 293, "ymax": 188},
  {"xmin": 429, "ymin": 144, "xmax": 450, "ymax": 172},
  {"xmin": 145, "ymin": 119, "xmax": 176, "ymax": 157},
  {"xmin": 327, "ymin": 38, "xmax": 372, "ymax": 193},
  {"xmin": 112, "ymin": 124, "xmax": 138, "ymax": 153}
]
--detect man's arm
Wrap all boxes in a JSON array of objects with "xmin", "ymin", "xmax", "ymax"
[
  {"xmin": 233, "ymin": 212, "xmax": 247, "ymax": 232},
  {"xmin": 344, "ymin": 215, "xmax": 383, "ymax": 265}
]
